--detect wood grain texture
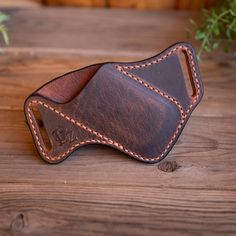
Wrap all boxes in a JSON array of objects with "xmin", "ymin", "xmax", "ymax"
[
  {"xmin": 42, "ymin": 0, "xmax": 215, "ymax": 10},
  {"xmin": 0, "ymin": 8, "xmax": 235, "ymax": 236},
  {"xmin": 4, "ymin": 9, "xmax": 198, "ymax": 51},
  {"xmin": 176, "ymin": 0, "xmax": 216, "ymax": 10},
  {"xmin": 42, "ymin": 0, "xmax": 106, "ymax": 7},
  {"xmin": 0, "ymin": 51, "xmax": 235, "ymax": 117},
  {"xmin": 42, "ymin": 0, "xmax": 174, "ymax": 9},
  {"xmin": 0, "ymin": 0, "xmax": 40, "ymax": 8},
  {"xmin": 108, "ymin": 0, "xmax": 175, "ymax": 9}
]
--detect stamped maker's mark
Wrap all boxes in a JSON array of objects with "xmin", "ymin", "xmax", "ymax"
[{"xmin": 52, "ymin": 127, "xmax": 78, "ymax": 146}]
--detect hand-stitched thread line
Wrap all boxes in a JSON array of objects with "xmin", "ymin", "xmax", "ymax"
[
  {"xmin": 117, "ymin": 45, "xmax": 200, "ymax": 115},
  {"xmin": 27, "ymin": 44, "xmax": 201, "ymax": 162},
  {"xmin": 27, "ymin": 106, "xmax": 101, "ymax": 160},
  {"xmin": 28, "ymin": 99, "xmax": 179, "ymax": 162},
  {"xmin": 116, "ymin": 63, "xmax": 188, "ymax": 160},
  {"xmin": 27, "ymin": 100, "xmax": 144, "ymax": 161},
  {"xmin": 115, "ymin": 45, "xmax": 201, "ymax": 161},
  {"xmin": 116, "ymin": 66, "xmax": 185, "ymax": 119}
]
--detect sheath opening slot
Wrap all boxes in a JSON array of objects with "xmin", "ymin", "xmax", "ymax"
[
  {"xmin": 31, "ymin": 106, "xmax": 52, "ymax": 151},
  {"xmin": 177, "ymin": 50, "xmax": 196, "ymax": 98}
]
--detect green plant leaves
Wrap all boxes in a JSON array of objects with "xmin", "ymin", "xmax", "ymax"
[
  {"xmin": 195, "ymin": 29, "xmax": 206, "ymax": 40},
  {"xmin": 0, "ymin": 11, "xmax": 9, "ymax": 46},
  {"xmin": 190, "ymin": 0, "xmax": 236, "ymax": 59},
  {"xmin": 0, "ymin": 12, "xmax": 9, "ymax": 23}
]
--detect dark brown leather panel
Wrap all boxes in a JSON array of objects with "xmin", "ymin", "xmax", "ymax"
[
  {"xmin": 38, "ymin": 103, "xmax": 98, "ymax": 159},
  {"xmin": 24, "ymin": 42, "xmax": 204, "ymax": 164},
  {"xmin": 64, "ymin": 63, "xmax": 181, "ymax": 158},
  {"xmin": 126, "ymin": 53, "xmax": 190, "ymax": 110}
]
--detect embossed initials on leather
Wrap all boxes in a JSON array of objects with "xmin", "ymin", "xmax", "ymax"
[
  {"xmin": 24, "ymin": 42, "xmax": 204, "ymax": 164},
  {"xmin": 52, "ymin": 127, "xmax": 77, "ymax": 146}
]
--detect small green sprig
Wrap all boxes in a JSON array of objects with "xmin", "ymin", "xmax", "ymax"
[
  {"xmin": 0, "ymin": 11, "xmax": 9, "ymax": 46},
  {"xmin": 190, "ymin": 0, "xmax": 236, "ymax": 59}
]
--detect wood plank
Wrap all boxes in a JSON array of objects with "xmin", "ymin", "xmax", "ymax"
[
  {"xmin": 0, "ymin": 110, "xmax": 236, "ymax": 235},
  {"xmin": 0, "ymin": 111, "xmax": 236, "ymax": 235},
  {"xmin": 43, "ymin": 0, "xmax": 176, "ymax": 9},
  {"xmin": 0, "ymin": 8, "xmax": 235, "ymax": 235},
  {"xmin": 4, "ymin": 8, "xmax": 235, "ymax": 59},
  {"xmin": 5, "ymin": 8, "xmax": 233, "ymax": 55},
  {"xmin": 108, "ymin": 0, "xmax": 175, "ymax": 10},
  {"xmin": 0, "ymin": 185, "xmax": 235, "ymax": 236},
  {"xmin": 41, "ymin": 0, "xmax": 216, "ymax": 10},
  {"xmin": 0, "ymin": 110, "xmax": 235, "ymax": 189},
  {"xmin": 4, "ymin": 9, "xmax": 199, "ymax": 52},
  {"xmin": 43, "ymin": 0, "xmax": 106, "ymax": 7},
  {"xmin": 1, "ymin": 8, "xmax": 235, "ymax": 117},
  {"xmin": 0, "ymin": 0, "xmax": 40, "ymax": 8},
  {"xmin": 0, "ymin": 52, "xmax": 235, "ymax": 117},
  {"xmin": 176, "ymin": 0, "xmax": 216, "ymax": 10}
]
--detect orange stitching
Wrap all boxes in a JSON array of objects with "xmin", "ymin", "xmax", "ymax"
[
  {"xmin": 27, "ymin": 106, "xmax": 100, "ymax": 161},
  {"xmin": 27, "ymin": 44, "xmax": 201, "ymax": 162},
  {"xmin": 118, "ymin": 45, "xmax": 200, "ymax": 114},
  {"xmin": 116, "ymin": 67, "xmax": 185, "ymax": 119},
  {"xmin": 115, "ymin": 45, "xmax": 201, "ymax": 160},
  {"xmin": 27, "ymin": 101, "xmax": 146, "ymax": 161}
]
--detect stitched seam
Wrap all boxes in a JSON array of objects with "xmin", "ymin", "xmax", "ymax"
[
  {"xmin": 27, "ymin": 45, "xmax": 201, "ymax": 162},
  {"xmin": 117, "ymin": 45, "xmax": 200, "ymax": 114},
  {"xmin": 116, "ymin": 67, "xmax": 187, "ymax": 161},
  {"xmin": 116, "ymin": 66, "xmax": 185, "ymax": 119},
  {"xmin": 116, "ymin": 44, "xmax": 201, "ymax": 159},
  {"xmin": 27, "ymin": 105, "xmax": 102, "ymax": 161},
  {"xmin": 27, "ymin": 101, "xmax": 143, "ymax": 161}
]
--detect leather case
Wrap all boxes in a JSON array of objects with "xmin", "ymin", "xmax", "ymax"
[{"xmin": 24, "ymin": 42, "xmax": 204, "ymax": 164}]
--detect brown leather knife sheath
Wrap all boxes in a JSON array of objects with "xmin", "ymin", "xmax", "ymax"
[{"xmin": 24, "ymin": 42, "xmax": 204, "ymax": 164}]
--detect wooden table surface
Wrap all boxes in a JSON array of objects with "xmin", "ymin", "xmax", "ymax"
[{"xmin": 0, "ymin": 8, "xmax": 235, "ymax": 236}]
